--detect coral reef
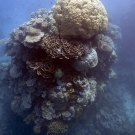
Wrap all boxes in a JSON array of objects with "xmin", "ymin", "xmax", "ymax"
[
  {"xmin": 1, "ymin": 1, "xmax": 122, "ymax": 134},
  {"xmin": 52, "ymin": 0, "xmax": 108, "ymax": 39}
]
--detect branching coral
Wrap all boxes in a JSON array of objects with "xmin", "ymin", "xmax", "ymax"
[
  {"xmin": 47, "ymin": 121, "xmax": 68, "ymax": 135},
  {"xmin": 52, "ymin": 0, "xmax": 108, "ymax": 39},
  {"xmin": 27, "ymin": 58, "xmax": 55, "ymax": 78},
  {"xmin": 41, "ymin": 35, "xmax": 84, "ymax": 59},
  {"xmin": 41, "ymin": 104, "xmax": 55, "ymax": 120},
  {"xmin": 73, "ymin": 75, "xmax": 89, "ymax": 88},
  {"xmin": 73, "ymin": 76, "xmax": 97, "ymax": 103}
]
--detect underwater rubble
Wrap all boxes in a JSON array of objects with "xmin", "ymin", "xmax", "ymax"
[{"xmin": 0, "ymin": 0, "xmax": 124, "ymax": 134}]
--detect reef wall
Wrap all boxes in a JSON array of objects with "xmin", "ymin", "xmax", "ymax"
[{"xmin": 0, "ymin": 0, "xmax": 122, "ymax": 134}]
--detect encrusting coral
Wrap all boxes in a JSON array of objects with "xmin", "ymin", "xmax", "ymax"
[
  {"xmin": 52, "ymin": 0, "xmax": 108, "ymax": 39},
  {"xmin": 2, "ymin": 0, "xmax": 122, "ymax": 134}
]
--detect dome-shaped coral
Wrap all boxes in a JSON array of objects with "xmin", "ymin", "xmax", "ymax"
[
  {"xmin": 71, "ymin": 48, "xmax": 98, "ymax": 72},
  {"xmin": 54, "ymin": 68, "xmax": 64, "ymax": 79},
  {"xmin": 52, "ymin": 0, "xmax": 108, "ymax": 39},
  {"xmin": 96, "ymin": 34, "xmax": 115, "ymax": 52}
]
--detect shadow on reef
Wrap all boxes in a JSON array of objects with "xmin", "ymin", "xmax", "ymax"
[{"xmin": 1, "ymin": 0, "xmax": 132, "ymax": 135}]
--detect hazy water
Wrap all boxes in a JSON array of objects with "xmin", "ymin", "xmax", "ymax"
[{"xmin": 0, "ymin": 0, "xmax": 135, "ymax": 135}]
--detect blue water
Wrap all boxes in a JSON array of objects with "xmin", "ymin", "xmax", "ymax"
[{"xmin": 0, "ymin": 0, "xmax": 135, "ymax": 135}]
